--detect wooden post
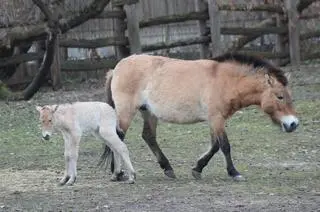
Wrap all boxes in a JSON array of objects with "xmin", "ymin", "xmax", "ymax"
[
  {"xmin": 208, "ymin": 0, "xmax": 221, "ymax": 57},
  {"xmin": 275, "ymin": 13, "xmax": 286, "ymax": 66},
  {"xmin": 113, "ymin": 5, "xmax": 129, "ymax": 59},
  {"xmin": 162, "ymin": 0, "xmax": 170, "ymax": 56},
  {"xmin": 124, "ymin": 1, "xmax": 142, "ymax": 54},
  {"xmin": 285, "ymin": 0, "xmax": 300, "ymax": 69},
  {"xmin": 195, "ymin": 0, "xmax": 209, "ymax": 59},
  {"xmin": 50, "ymin": 35, "xmax": 61, "ymax": 90}
]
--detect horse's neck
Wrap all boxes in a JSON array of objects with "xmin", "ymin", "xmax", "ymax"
[{"xmin": 234, "ymin": 76, "xmax": 264, "ymax": 108}]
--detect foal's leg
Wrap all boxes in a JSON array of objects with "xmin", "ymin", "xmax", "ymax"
[
  {"xmin": 110, "ymin": 151, "xmax": 122, "ymax": 181},
  {"xmin": 99, "ymin": 127, "xmax": 136, "ymax": 184},
  {"xmin": 59, "ymin": 131, "xmax": 81, "ymax": 186},
  {"xmin": 140, "ymin": 110, "xmax": 176, "ymax": 178}
]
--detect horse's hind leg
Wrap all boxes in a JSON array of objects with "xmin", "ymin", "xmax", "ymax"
[{"xmin": 140, "ymin": 110, "xmax": 176, "ymax": 179}]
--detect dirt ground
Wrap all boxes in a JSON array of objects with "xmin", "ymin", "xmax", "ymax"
[{"xmin": 0, "ymin": 65, "xmax": 319, "ymax": 212}]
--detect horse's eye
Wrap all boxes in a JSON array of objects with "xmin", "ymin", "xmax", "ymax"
[{"xmin": 49, "ymin": 120, "xmax": 52, "ymax": 123}]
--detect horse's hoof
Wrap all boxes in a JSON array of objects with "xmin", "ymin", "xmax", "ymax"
[
  {"xmin": 110, "ymin": 175, "xmax": 118, "ymax": 182},
  {"xmin": 191, "ymin": 169, "xmax": 202, "ymax": 180},
  {"xmin": 164, "ymin": 170, "xmax": 176, "ymax": 179},
  {"xmin": 233, "ymin": 175, "xmax": 245, "ymax": 182}
]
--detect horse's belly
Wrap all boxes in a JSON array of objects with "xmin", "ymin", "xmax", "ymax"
[{"xmin": 145, "ymin": 99, "xmax": 207, "ymax": 124}]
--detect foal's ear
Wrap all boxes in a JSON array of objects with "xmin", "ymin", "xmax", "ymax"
[
  {"xmin": 284, "ymin": 72, "xmax": 291, "ymax": 81},
  {"xmin": 36, "ymin": 106, "xmax": 42, "ymax": 112},
  {"xmin": 264, "ymin": 74, "xmax": 274, "ymax": 86}
]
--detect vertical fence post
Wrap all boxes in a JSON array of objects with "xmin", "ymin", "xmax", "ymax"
[
  {"xmin": 195, "ymin": 0, "xmax": 209, "ymax": 59},
  {"xmin": 124, "ymin": 1, "xmax": 142, "ymax": 54},
  {"xmin": 285, "ymin": 0, "xmax": 300, "ymax": 69},
  {"xmin": 113, "ymin": 4, "xmax": 129, "ymax": 60},
  {"xmin": 208, "ymin": 0, "xmax": 221, "ymax": 58},
  {"xmin": 275, "ymin": 14, "xmax": 286, "ymax": 66},
  {"xmin": 51, "ymin": 35, "xmax": 61, "ymax": 90}
]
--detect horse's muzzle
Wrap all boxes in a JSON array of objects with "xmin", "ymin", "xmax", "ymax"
[
  {"xmin": 282, "ymin": 122, "xmax": 299, "ymax": 132},
  {"xmin": 280, "ymin": 115, "xmax": 299, "ymax": 133}
]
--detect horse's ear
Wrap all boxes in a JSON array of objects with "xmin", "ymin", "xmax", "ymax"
[
  {"xmin": 264, "ymin": 74, "xmax": 274, "ymax": 86},
  {"xmin": 284, "ymin": 72, "xmax": 291, "ymax": 81},
  {"xmin": 36, "ymin": 106, "xmax": 42, "ymax": 112}
]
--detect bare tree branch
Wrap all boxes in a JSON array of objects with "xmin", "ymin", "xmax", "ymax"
[
  {"xmin": 32, "ymin": 0, "xmax": 53, "ymax": 21},
  {"xmin": 0, "ymin": 0, "xmax": 111, "ymax": 53},
  {"xmin": 7, "ymin": 0, "xmax": 59, "ymax": 100}
]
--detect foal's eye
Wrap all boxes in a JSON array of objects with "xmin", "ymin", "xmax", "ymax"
[
  {"xmin": 277, "ymin": 96, "xmax": 284, "ymax": 100},
  {"xmin": 49, "ymin": 120, "xmax": 52, "ymax": 123}
]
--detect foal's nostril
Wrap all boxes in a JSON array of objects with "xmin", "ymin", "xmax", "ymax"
[{"xmin": 43, "ymin": 135, "xmax": 50, "ymax": 140}]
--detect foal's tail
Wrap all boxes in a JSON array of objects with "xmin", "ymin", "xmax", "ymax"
[{"xmin": 105, "ymin": 69, "xmax": 115, "ymax": 108}]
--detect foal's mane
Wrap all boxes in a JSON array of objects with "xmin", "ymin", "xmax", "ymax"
[{"xmin": 213, "ymin": 53, "xmax": 288, "ymax": 86}]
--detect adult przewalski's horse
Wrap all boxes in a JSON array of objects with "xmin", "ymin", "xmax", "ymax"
[{"xmin": 102, "ymin": 53, "xmax": 299, "ymax": 181}]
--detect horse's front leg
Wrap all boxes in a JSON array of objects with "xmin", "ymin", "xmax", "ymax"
[
  {"xmin": 218, "ymin": 131, "xmax": 244, "ymax": 181},
  {"xmin": 192, "ymin": 115, "xmax": 243, "ymax": 181},
  {"xmin": 59, "ymin": 131, "xmax": 81, "ymax": 186}
]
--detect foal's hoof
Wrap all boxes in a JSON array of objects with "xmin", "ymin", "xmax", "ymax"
[
  {"xmin": 111, "ymin": 171, "xmax": 129, "ymax": 182},
  {"xmin": 191, "ymin": 169, "xmax": 202, "ymax": 180},
  {"xmin": 58, "ymin": 176, "xmax": 70, "ymax": 186},
  {"xmin": 127, "ymin": 179, "xmax": 135, "ymax": 184},
  {"xmin": 164, "ymin": 170, "xmax": 176, "ymax": 179},
  {"xmin": 65, "ymin": 177, "xmax": 76, "ymax": 186},
  {"xmin": 232, "ymin": 175, "xmax": 245, "ymax": 182}
]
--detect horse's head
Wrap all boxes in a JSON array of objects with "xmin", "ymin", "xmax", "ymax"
[
  {"xmin": 260, "ymin": 73, "xmax": 299, "ymax": 132},
  {"xmin": 36, "ymin": 105, "xmax": 58, "ymax": 140}
]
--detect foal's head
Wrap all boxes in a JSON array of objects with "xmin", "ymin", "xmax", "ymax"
[{"xmin": 36, "ymin": 105, "xmax": 58, "ymax": 140}]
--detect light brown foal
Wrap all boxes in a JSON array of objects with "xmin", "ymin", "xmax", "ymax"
[{"xmin": 102, "ymin": 53, "xmax": 299, "ymax": 181}]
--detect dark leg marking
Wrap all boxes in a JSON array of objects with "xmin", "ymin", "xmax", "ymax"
[
  {"xmin": 141, "ymin": 111, "xmax": 176, "ymax": 178},
  {"xmin": 192, "ymin": 139, "xmax": 220, "ymax": 179},
  {"xmin": 218, "ymin": 132, "xmax": 243, "ymax": 181},
  {"xmin": 193, "ymin": 141, "xmax": 220, "ymax": 173}
]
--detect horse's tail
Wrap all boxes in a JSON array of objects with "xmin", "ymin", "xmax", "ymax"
[
  {"xmin": 105, "ymin": 69, "xmax": 115, "ymax": 108},
  {"xmin": 99, "ymin": 69, "xmax": 126, "ymax": 178},
  {"xmin": 97, "ymin": 128, "xmax": 125, "ymax": 175}
]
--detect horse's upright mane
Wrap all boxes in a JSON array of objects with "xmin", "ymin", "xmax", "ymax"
[{"xmin": 213, "ymin": 53, "xmax": 288, "ymax": 86}]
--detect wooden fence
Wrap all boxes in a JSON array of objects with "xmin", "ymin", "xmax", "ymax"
[{"xmin": 2, "ymin": 0, "xmax": 320, "ymax": 88}]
